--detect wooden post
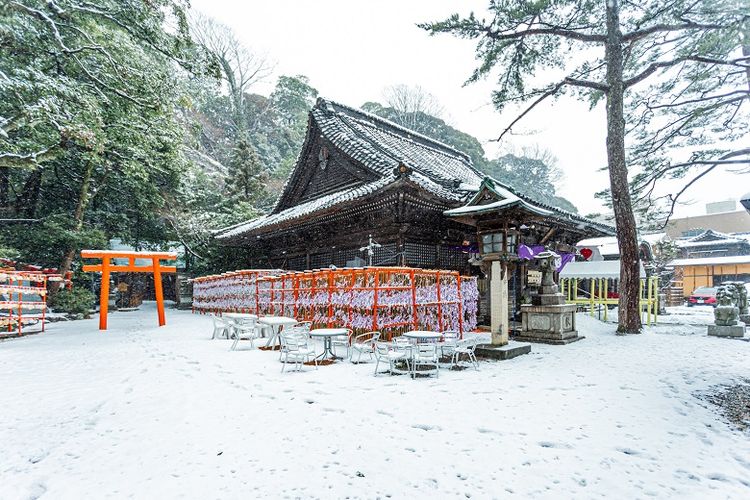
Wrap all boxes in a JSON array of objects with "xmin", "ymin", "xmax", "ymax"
[
  {"xmin": 372, "ymin": 270, "xmax": 379, "ymax": 333},
  {"xmin": 42, "ymin": 276, "xmax": 47, "ymax": 332},
  {"xmin": 436, "ymin": 270, "xmax": 443, "ymax": 332},
  {"xmin": 604, "ymin": 279, "xmax": 609, "ymax": 322},
  {"xmin": 327, "ymin": 270, "xmax": 333, "ymax": 327},
  {"xmin": 646, "ymin": 275, "xmax": 653, "ymax": 326},
  {"xmin": 457, "ymin": 273, "xmax": 464, "ymax": 338},
  {"xmin": 99, "ymin": 257, "xmax": 110, "ymax": 330},
  {"xmin": 410, "ymin": 269, "xmax": 418, "ymax": 329},
  {"xmin": 17, "ymin": 298, "xmax": 22, "ymax": 335},
  {"xmin": 638, "ymin": 278, "xmax": 644, "ymax": 322},
  {"xmin": 152, "ymin": 257, "xmax": 166, "ymax": 327}
]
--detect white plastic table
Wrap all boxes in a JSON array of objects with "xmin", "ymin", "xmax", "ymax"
[
  {"xmin": 258, "ymin": 316, "xmax": 298, "ymax": 347},
  {"xmin": 309, "ymin": 328, "xmax": 348, "ymax": 360},
  {"xmin": 402, "ymin": 330, "xmax": 442, "ymax": 342},
  {"xmin": 223, "ymin": 312, "xmax": 258, "ymax": 320}
]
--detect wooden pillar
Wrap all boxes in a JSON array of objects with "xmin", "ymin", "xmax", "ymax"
[
  {"xmin": 99, "ymin": 258, "xmax": 111, "ymax": 330},
  {"xmin": 490, "ymin": 260, "xmax": 509, "ymax": 345},
  {"xmin": 152, "ymin": 257, "xmax": 166, "ymax": 327}
]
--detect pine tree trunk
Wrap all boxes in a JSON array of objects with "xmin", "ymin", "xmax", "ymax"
[
  {"xmin": 14, "ymin": 167, "xmax": 42, "ymax": 218},
  {"xmin": 0, "ymin": 167, "xmax": 9, "ymax": 210},
  {"xmin": 53, "ymin": 160, "xmax": 94, "ymax": 292},
  {"xmin": 605, "ymin": 0, "xmax": 642, "ymax": 334}
]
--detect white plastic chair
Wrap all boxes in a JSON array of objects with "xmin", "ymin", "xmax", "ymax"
[
  {"xmin": 411, "ymin": 343, "xmax": 439, "ymax": 379},
  {"xmin": 451, "ymin": 338, "xmax": 479, "ymax": 370},
  {"xmin": 211, "ymin": 315, "xmax": 231, "ymax": 339},
  {"xmin": 230, "ymin": 318, "xmax": 258, "ymax": 351},
  {"xmin": 331, "ymin": 329, "xmax": 353, "ymax": 359},
  {"xmin": 350, "ymin": 331, "xmax": 380, "ymax": 363},
  {"xmin": 280, "ymin": 332, "xmax": 317, "ymax": 372},
  {"xmin": 440, "ymin": 330, "xmax": 460, "ymax": 358},
  {"xmin": 278, "ymin": 321, "xmax": 312, "ymax": 360},
  {"xmin": 374, "ymin": 341, "xmax": 410, "ymax": 376}
]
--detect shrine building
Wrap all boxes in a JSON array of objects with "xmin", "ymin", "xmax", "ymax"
[{"xmin": 215, "ymin": 98, "xmax": 614, "ymax": 331}]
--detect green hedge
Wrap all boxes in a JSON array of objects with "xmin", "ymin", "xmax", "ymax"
[{"xmin": 48, "ymin": 288, "xmax": 96, "ymax": 317}]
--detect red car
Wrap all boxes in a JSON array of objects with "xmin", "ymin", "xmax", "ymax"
[{"xmin": 687, "ymin": 287, "xmax": 717, "ymax": 307}]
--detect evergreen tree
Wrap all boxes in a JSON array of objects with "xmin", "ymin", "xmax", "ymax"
[
  {"xmin": 421, "ymin": 0, "xmax": 748, "ymax": 334},
  {"xmin": 226, "ymin": 138, "xmax": 267, "ymax": 204}
]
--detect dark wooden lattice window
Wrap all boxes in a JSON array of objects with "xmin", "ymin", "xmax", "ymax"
[
  {"xmin": 438, "ymin": 245, "xmax": 469, "ymax": 270},
  {"xmin": 309, "ymin": 252, "xmax": 331, "ymax": 269},
  {"xmin": 373, "ymin": 243, "xmax": 399, "ymax": 266},
  {"xmin": 333, "ymin": 248, "xmax": 359, "ymax": 267},
  {"xmin": 287, "ymin": 256, "xmax": 306, "ymax": 271},
  {"xmin": 404, "ymin": 243, "xmax": 436, "ymax": 268}
]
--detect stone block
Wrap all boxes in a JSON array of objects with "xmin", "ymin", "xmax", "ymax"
[
  {"xmin": 707, "ymin": 324, "xmax": 745, "ymax": 338},
  {"xmin": 539, "ymin": 285, "xmax": 559, "ymax": 295},
  {"xmin": 538, "ymin": 294, "xmax": 565, "ymax": 306},
  {"xmin": 475, "ymin": 342, "xmax": 531, "ymax": 360}
]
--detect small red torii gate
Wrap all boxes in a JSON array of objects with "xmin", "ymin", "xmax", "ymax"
[{"xmin": 81, "ymin": 250, "xmax": 177, "ymax": 330}]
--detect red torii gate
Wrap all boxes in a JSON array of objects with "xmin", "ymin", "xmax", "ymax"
[{"xmin": 81, "ymin": 250, "xmax": 177, "ymax": 330}]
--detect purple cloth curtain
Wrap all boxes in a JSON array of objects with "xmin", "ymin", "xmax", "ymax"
[{"xmin": 517, "ymin": 244, "xmax": 575, "ymax": 272}]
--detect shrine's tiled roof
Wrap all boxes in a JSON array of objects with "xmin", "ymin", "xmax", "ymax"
[
  {"xmin": 215, "ymin": 98, "xmax": 612, "ymax": 241},
  {"xmin": 216, "ymin": 98, "xmax": 483, "ymax": 239},
  {"xmin": 215, "ymin": 176, "xmax": 395, "ymax": 239},
  {"xmin": 445, "ymin": 177, "xmax": 615, "ymax": 236},
  {"xmin": 308, "ymin": 99, "xmax": 484, "ymax": 195}
]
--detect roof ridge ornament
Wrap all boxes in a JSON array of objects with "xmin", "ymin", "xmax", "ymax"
[{"xmin": 394, "ymin": 162, "xmax": 412, "ymax": 177}]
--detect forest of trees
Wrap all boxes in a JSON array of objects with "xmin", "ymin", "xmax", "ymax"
[{"xmin": 0, "ymin": 0, "xmax": 576, "ymax": 282}]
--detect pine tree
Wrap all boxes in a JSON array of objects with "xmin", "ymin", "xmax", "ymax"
[
  {"xmin": 226, "ymin": 138, "xmax": 266, "ymax": 204},
  {"xmin": 421, "ymin": 0, "xmax": 748, "ymax": 334}
]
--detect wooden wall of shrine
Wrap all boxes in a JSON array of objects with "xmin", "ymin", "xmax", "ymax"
[{"xmin": 242, "ymin": 191, "xmax": 477, "ymax": 274}]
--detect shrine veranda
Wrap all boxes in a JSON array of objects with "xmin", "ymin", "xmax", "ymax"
[{"xmin": 192, "ymin": 267, "xmax": 478, "ymax": 337}]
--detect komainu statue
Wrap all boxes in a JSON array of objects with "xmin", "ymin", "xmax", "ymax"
[{"xmin": 714, "ymin": 286, "xmax": 739, "ymax": 326}]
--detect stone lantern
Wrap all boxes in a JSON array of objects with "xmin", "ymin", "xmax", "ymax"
[{"xmin": 517, "ymin": 250, "xmax": 581, "ymax": 344}]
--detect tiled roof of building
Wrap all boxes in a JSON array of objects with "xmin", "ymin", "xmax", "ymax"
[
  {"xmin": 216, "ymin": 98, "xmax": 611, "ymax": 240},
  {"xmin": 217, "ymin": 98, "xmax": 484, "ymax": 239},
  {"xmin": 311, "ymin": 99, "xmax": 483, "ymax": 193},
  {"xmin": 447, "ymin": 177, "xmax": 615, "ymax": 236},
  {"xmin": 216, "ymin": 176, "xmax": 394, "ymax": 239}
]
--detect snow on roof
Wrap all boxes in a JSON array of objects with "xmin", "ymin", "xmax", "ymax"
[
  {"xmin": 559, "ymin": 260, "xmax": 646, "ymax": 279},
  {"xmin": 641, "ymin": 232, "xmax": 668, "ymax": 244},
  {"xmin": 576, "ymin": 233, "xmax": 668, "ymax": 256},
  {"xmin": 669, "ymin": 255, "xmax": 750, "ymax": 266},
  {"xmin": 445, "ymin": 177, "xmax": 614, "ymax": 235},
  {"xmin": 577, "ymin": 236, "xmax": 617, "ymax": 247},
  {"xmin": 676, "ymin": 238, "xmax": 745, "ymax": 248},
  {"xmin": 576, "ymin": 236, "xmax": 620, "ymax": 256},
  {"xmin": 323, "ymin": 99, "xmax": 483, "ymax": 191},
  {"xmin": 217, "ymin": 98, "xmax": 487, "ymax": 238},
  {"xmin": 216, "ymin": 177, "xmax": 395, "ymax": 239}
]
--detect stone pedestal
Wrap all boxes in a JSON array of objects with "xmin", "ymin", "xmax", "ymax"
[
  {"xmin": 516, "ymin": 282, "xmax": 582, "ymax": 344},
  {"xmin": 707, "ymin": 324, "xmax": 746, "ymax": 338},
  {"xmin": 517, "ymin": 303, "xmax": 581, "ymax": 344}
]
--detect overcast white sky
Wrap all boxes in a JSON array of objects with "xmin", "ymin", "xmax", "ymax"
[{"xmin": 191, "ymin": 0, "xmax": 747, "ymax": 217}]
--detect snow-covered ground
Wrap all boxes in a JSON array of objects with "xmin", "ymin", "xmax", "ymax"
[
  {"xmin": 2, "ymin": 303, "xmax": 749, "ymax": 499},
  {"xmin": 597, "ymin": 304, "xmax": 715, "ymax": 329}
]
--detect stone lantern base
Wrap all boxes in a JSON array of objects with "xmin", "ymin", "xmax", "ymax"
[
  {"xmin": 517, "ymin": 302, "xmax": 582, "ymax": 344},
  {"xmin": 707, "ymin": 324, "xmax": 745, "ymax": 338},
  {"xmin": 516, "ymin": 284, "xmax": 582, "ymax": 344}
]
